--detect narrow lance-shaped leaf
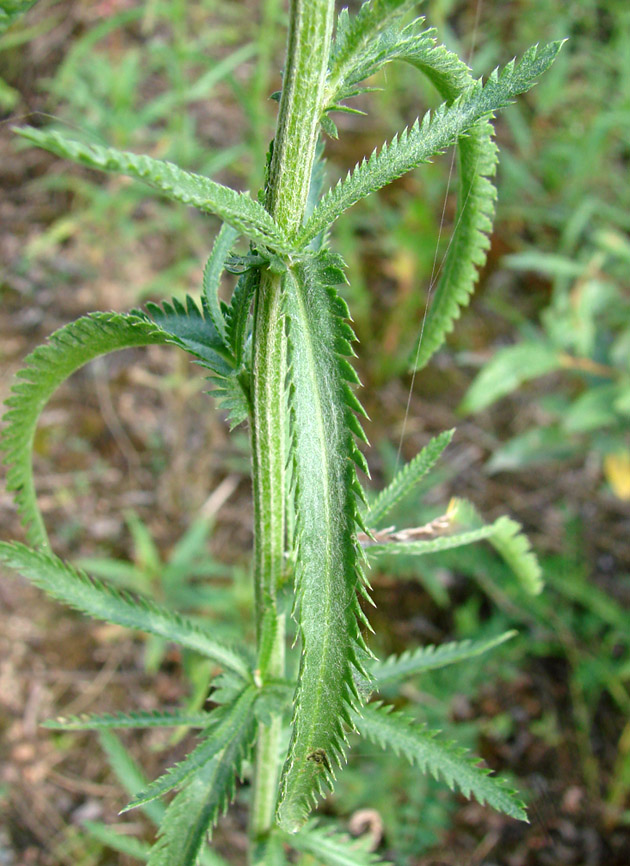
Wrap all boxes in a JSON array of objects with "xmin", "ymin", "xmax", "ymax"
[
  {"xmin": 0, "ymin": 542, "xmax": 252, "ymax": 679},
  {"xmin": 354, "ymin": 702, "xmax": 527, "ymax": 821},
  {"xmin": 298, "ymin": 41, "xmax": 565, "ymax": 248},
  {"xmin": 2, "ymin": 312, "xmax": 173, "ymax": 548},
  {"xmin": 96, "ymin": 735, "xmax": 230, "ymax": 866},
  {"xmin": 366, "ymin": 429, "xmax": 454, "ymax": 527},
  {"xmin": 123, "ymin": 687, "xmax": 257, "ymax": 813},
  {"xmin": 277, "ymin": 252, "xmax": 371, "ymax": 832},
  {"xmin": 370, "ymin": 630, "xmax": 517, "ymax": 686},
  {"xmin": 488, "ymin": 516, "xmax": 543, "ymax": 596},
  {"xmin": 16, "ymin": 127, "xmax": 291, "ymax": 253},
  {"xmin": 146, "ymin": 698, "xmax": 257, "ymax": 866},
  {"xmin": 43, "ymin": 709, "xmax": 214, "ymax": 731}
]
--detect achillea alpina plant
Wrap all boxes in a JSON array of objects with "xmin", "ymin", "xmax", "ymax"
[{"xmin": 1, "ymin": 1, "xmax": 563, "ymax": 863}]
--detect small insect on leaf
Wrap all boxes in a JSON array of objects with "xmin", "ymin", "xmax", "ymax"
[{"xmin": 306, "ymin": 749, "xmax": 332, "ymax": 773}]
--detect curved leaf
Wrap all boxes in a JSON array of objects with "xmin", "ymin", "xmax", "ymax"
[
  {"xmin": 2, "ymin": 312, "xmax": 172, "ymax": 547},
  {"xmin": 16, "ymin": 127, "xmax": 290, "ymax": 253},
  {"xmin": 460, "ymin": 341, "xmax": 562, "ymax": 413},
  {"xmin": 488, "ymin": 516, "xmax": 543, "ymax": 596}
]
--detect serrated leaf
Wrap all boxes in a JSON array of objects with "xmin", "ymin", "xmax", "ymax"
[
  {"xmin": 140, "ymin": 295, "xmax": 234, "ymax": 376},
  {"xmin": 370, "ymin": 630, "xmax": 517, "ymax": 686},
  {"xmin": 488, "ymin": 516, "xmax": 543, "ymax": 595},
  {"xmin": 366, "ymin": 430, "xmax": 454, "ymax": 526},
  {"xmin": 225, "ymin": 267, "xmax": 259, "ymax": 366},
  {"xmin": 299, "ymin": 42, "xmax": 565, "ymax": 250},
  {"xmin": 123, "ymin": 687, "xmax": 256, "ymax": 813},
  {"xmin": 449, "ymin": 499, "xmax": 542, "ymax": 595},
  {"xmin": 1, "ymin": 312, "xmax": 172, "ymax": 548},
  {"xmin": 16, "ymin": 127, "xmax": 290, "ymax": 252},
  {"xmin": 354, "ymin": 702, "xmax": 527, "ymax": 821},
  {"xmin": 276, "ymin": 252, "xmax": 371, "ymax": 832},
  {"xmin": 0, "ymin": 542, "xmax": 251, "ymax": 678},
  {"xmin": 282, "ymin": 820, "xmax": 392, "ymax": 866},
  {"xmin": 146, "ymin": 703, "xmax": 256, "ymax": 866},
  {"xmin": 43, "ymin": 709, "xmax": 213, "ymax": 731},
  {"xmin": 326, "ymin": 0, "xmax": 420, "ymax": 107},
  {"xmin": 328, "ymin": 24, "xmax": 501, "ymax": 372}
]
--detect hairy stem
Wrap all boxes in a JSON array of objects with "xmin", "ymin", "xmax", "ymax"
[{"xmin": 249, "ymin": 0, "xmax": 335, "ymax": 854}]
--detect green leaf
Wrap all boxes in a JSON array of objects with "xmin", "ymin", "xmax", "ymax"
[
  {"xmin": 0, "ymin": 542, "xmax": 251, "ymax": 678},
  {"xmin": 225, "ymin": 267, "xmax": 259, "ymax": 367},
  {"xmin": 354, "ymin": 702, "xmax": 527, "ymax": 821},
  {"xmin": 141, "ymin": 295, "xmax": 234, "ymax": 376},
  {"xmin": 276, "ymin": 252, "xmax": 371, "ymax": 832},
  {"xmin": 370, "ymin": 630, "xmax": 517, "ymax": 686},
  {"xmin": 2, "ymin": 312, "xmax": 172, "ymax": 548},
  {"xmin": 146, "ymin": 701, "xmax": 256, "ymax": 866},
  {"xmin": 366, "ymin": 430, "xmax": 454, "ymax": 526},
  {"xmin": 460, "ymin": 342, "xmax": 562, "ymax": 413},
  {"xmin": 202, "ymin": 224, "xmax": 240, "ymax": 344},
  {"xmin": 123, "ymin": 687, "xmax": 257, "ymax": 813},
  {"xmin": 326, "ymin": 0, "xmax": 419, "ymax": 107},
  {"xmin": 328, "ymin": 23, "xmax": 502, "ymax": 371},
  {"xmin": 450, "ymin": 500, "xmax": 543, "ymax": 595},
  {"xmin": 299, "ymin": 41, "xmax": 565, "ymax": 249},
  {"xmin": 488, "ymin": 516, "xmax": 543, "ymax": 596},
  {"xmin": 43, "ymin": 709, "xmax": 213, "ymax": 731},
  {"xmin": 282, "ymin": 820, "xmax": 392, "ymax": 866},
  {"xmin": 16, "ymin": 127, "xmax": 290, "ymax": 253}
]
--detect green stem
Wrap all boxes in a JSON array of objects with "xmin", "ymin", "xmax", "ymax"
[{"xmin": 249, "ymin": 0, "xmax": 334, "ymax": 854}]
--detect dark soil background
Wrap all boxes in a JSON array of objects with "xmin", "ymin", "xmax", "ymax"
[{"xmin": 1, "ymin": 1, "xmax": 629, "ymax": 864}]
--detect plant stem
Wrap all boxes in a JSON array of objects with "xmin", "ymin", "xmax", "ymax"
[{"xmin": 249, "ymin": 0, "xmax": 334, "ymax": 853}]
